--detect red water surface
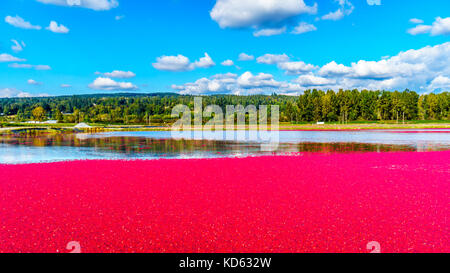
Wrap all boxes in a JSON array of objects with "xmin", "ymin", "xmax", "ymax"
[{"xmin": 0, "ymin": 152, "xmax": 449, "ymax": 253}]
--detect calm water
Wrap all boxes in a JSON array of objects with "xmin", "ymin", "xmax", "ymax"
[{"xmin": 0, "ymin": 129, "xmax": 449, "ymax": 164}]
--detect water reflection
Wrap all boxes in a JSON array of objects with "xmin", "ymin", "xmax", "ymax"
[
  {"xmin": 0, "ymin": 133, "xmax": 421, "ymax": 153},
  {"xmin": 1, "ymin": 129, "xmax": 449, "ymax": 164}
]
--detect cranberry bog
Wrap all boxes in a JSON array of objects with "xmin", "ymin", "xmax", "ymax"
[{"xmin": 1, "ymin": 151, "xmax": 448, "ymax": 253}]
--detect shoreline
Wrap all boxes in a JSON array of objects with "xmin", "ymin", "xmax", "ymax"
[
  {"xmin": 1, "ymin": 122, "xmax": 450, "ymax": 135},
  {"xmin": 1, "ymin": 149, "xmax": 449, "ymax": 166}
]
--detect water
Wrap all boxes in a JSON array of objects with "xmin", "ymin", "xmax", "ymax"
[{"xmin": 0, "ymin": 129, "xmax": 449, "ymax": 164}]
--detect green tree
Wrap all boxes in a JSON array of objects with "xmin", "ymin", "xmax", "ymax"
[
  {"xmin": 32, "ymin": 106, "xmax": 46, "ymax": 121},
  {"xmin": 54, "ymin": 110, "xmax": 64, "ymax": 123}
]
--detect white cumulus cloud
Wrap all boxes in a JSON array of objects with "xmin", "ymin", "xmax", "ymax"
[
  {"xmin": 28, "ymin": 79, "xmax": 42, "ymax": 85},
  {"xmin": 408, "ymin": 17, "xmax": 450, "ymax": 36},
  {"xmin": 5, "ymin": 15, "xmax": 41, "ymax": 30},
  {"xmin": 46, "ymin": 21, "xmax": 70, "ymax": 33},
  {"xmin": 172, "ymin": 72, "xmax": 287, "ymax": 95},
  {"xmin": 0, "ymin": 53, "xmax": 26, "ymax": 62},
  {"xmin": 294, "ymin": 74, "xmax": 336, "ymax": 86},
  {"xmin": 172, "ymin": 73, "xmax": 238, "ymax": 95},
  {"xmin": 253, "ymin": 26, "xmax": 286, "ymax": 37},
  {"xmin": 11, "ymin": 40, "xmax": 26, "ymax": 52},
  {"xmin": 292, "ymin": 22, "xmax": 317, "ymax": 34},
  {"xmin": 256, "ymin": 53, "xmax": 290, "ymax": 64},
  {"xmin": 221, "ymin": 60, "xmax": 235, "ymax": 66},
  {"xmin": 88, "ymin": 77, "xmax": 138, "ymax": 91},
  {"xmin": 9, "ymin": 63, "xmax": 51, "ymax": 70},
  {"xmin": 318, "ymin": 61, "xmax": 353, "ymax": 77},
  {"xmin": 0, "ymin": 88, "xmax": 32, "ymax": 98},
  {"xmin": 0, "ymin": 88, "xmax": 48, "ymax": 98},
  {"xmin": 34, "ymin": 65, "xmax": 52, "ymax": 70},
  {"xmin": 429, "ymin": 75, "xmax": 450, "ymax": 91},
  {"xmin": 410, "ymin": 18, "xmax": 424, "ymax": 24},
  {"xmin": 407, "ymin": 25, "xmax": 432, "ymax": 35},
  {"xmin": 238, "ymin": 53, "xmax": 254, "ymax": 61},
  {"xmin": 171, "ymin": 42, "xmax": 450, "ymax": 95},
  {"xmin": 193, "ymin": 53, "xmax": 215, "ymax": 68},
  {"xmin": 317, "ymin": 42, "xmax": 450, "ymax": 91},
  {"xmin": 278, "ymin": 61, "xmax": 317, "ymax": 75},
  {"xmin": 96, "ymin": 70, "xmax": 136, "ymax": 78},
  {"xmin": 210, "ymin": 0, "xmax": 317, "ymax": 29},
  {"xmin": 237, "ymin": 71, "xmax": 282, "ymax": 89},
  {"xmin": 8, "ymin": 63, "xmax": 32, "ymax": 69},
  {"xmin": 367, "ymin": 0, "xmax": 381, "ymax": 6},
  {"xmin": 152, "ymin": 53, "xmax": 215, "ymax": 72},
  {"xmin": 430, "ymin": 17, "xmax": 450, "ymax": 36},
  {"xmin": 322, "ymin": 9, "xmax": 344, "ymax": 21},
  {"xmin": 321, "ymin": 0, "xmax": 354, "ymax": 21},
  {"xmin": 152, "ymin": 54, "xmax": 191, "ymax": 72},
  {"xmin": 36, "ymin": 0, "xmax": 118, "ymax": 11}
]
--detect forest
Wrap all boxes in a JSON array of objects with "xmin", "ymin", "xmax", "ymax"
[{"xmin": 0, "ymin": 89, "xmax": 448, "ymax": 124}]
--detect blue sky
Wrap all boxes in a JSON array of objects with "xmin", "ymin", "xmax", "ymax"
[{"xmin": 0, "ymin": 0, "xmax": 449, "ymax": 97}]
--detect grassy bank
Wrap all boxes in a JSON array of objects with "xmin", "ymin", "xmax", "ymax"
[{"xmin": 279, "ymin": 121, "xmax": 450, "ymax": 131}]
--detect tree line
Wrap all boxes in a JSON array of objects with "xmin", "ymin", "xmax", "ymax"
[{"xmin": 0, "ymin": 89, "xmax": 448, "ymax": 124}]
